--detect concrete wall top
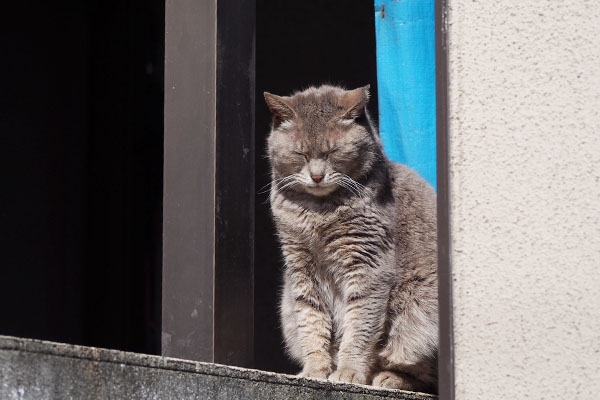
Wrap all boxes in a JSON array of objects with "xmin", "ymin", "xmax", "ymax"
[{"xmin": 0, "ymin": 336, "xmax": 434, "ymax": 400}]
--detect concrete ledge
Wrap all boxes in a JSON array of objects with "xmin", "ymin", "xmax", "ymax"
[{"xmin": 0, "ymin": 336, "xmax": 435, "ymax": 399}]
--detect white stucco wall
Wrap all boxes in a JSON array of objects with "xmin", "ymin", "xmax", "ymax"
[{"xmin": 447, "ymin": 1, "xmax": 600, "ymax": 399}]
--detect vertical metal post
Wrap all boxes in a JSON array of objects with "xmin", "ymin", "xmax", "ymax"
[
  {"xmin": 162, "ymin": 0, "xmax": 255, "ymax": 367},
  {"xmin": 162, "ymin": 0, "xmax": 217, "ymax": 362},
  {"xmin": 436, "ymin": 0, "xmax": 455, "ymax": 398},
  {"xmin": 214, "ymin": 0, "xmax": 256, "ymax": 368}
]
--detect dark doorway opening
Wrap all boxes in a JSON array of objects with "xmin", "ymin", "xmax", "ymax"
[
  {"xmin": 0, "ymin": 1, "xmax": 164, "ymax": 355},
  {"xmin": 255, "ymin": 0, "xmax": 379, "ymax": 374}
]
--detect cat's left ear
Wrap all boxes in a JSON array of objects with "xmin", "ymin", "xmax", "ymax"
[{"xmin": 341, "ymin": 85, "xmax": 370, "ymax": 120}]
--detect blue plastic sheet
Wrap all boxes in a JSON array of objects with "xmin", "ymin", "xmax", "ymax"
[{"xmin": 374, "ymin": 0, "xmax": 436, "ymax": 189}]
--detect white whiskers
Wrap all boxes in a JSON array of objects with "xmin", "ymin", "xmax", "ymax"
[
  {"xmin": 330, "ymin": 172, "xmax": 366, "ymax": 198},
  {"xmin": 260, "ymin": 173, "xmax": 308, "ymax": 196},
  {"xmin": 259, "ymin": 174, "xmax": 300, "ymax": 194},
  {"xmin": 261, "ymin": 172, "xmax": 367, "ymax": 199},
  {"xmin": 275, "ymin": 180, "xmax": 300, "ymax": 194}
]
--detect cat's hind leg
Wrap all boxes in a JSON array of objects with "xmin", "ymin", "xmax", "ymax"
[
  {"xmin": 373, "ymin": 354, "xmax": 437, "ymax": 393},
  {"xmin": 372, "ymin": 370, "xmax": 424, "ymax": 391},
  {"xmin": 376, "ymin": 280, "xmax": 438, "ymax": 392}
]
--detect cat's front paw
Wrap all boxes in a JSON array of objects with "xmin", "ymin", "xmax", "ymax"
[
  {"xmin": 328, "ymin": 368, "xmax": 368, "ymax": 385},
  {"xmin": 298, "ymin": 367, "xmax": 330, "ymax": 381}
]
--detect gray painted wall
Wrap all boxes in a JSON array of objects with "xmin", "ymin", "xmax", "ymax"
[{"xmin": 447, "ymin": 0, "xmax": 600, "ymax": 398}]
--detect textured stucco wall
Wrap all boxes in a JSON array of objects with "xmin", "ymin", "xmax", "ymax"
[{"xmin": 447, "ymin": 1, "xmax": 600, "ymax": 399}]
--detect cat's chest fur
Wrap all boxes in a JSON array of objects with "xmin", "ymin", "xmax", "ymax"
[
  {"xmin": 273, "ymin": 193, "xmax": 392, "ymax": 343},
  {"xmin": 273, "ymin": 195, "xmax": 364, "ymax": 265}
]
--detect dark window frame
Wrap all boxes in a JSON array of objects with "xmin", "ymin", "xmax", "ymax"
[
  {"xmin": 162, "ymin": 0, "xmax": 453, "ymax": 398},
  {"xmin": 162, "ymin": 0, "xmax": 255, "ymax": 366},
  {"xmin": 435, "ymin": 0, "xmax": 454, "ymax": 398}
]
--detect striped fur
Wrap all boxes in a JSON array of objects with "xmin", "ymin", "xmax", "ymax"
[{"xmin": 265, "ymin": 85, "xmax": 438, "ymax": 393}]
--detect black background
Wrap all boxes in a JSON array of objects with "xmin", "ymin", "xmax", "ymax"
[
  {"xmin": 0, "ymin": 0, "xmax": 377, "ymax": 373},
  {"xmin": 0, "ymin": 1, "xmax": 164, "ymax": 355}
]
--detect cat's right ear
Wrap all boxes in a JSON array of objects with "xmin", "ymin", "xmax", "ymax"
[
  {"xmin": 341, "ymin": 85, "xmax": 370, "ymax": 120},
  {"xmin": 264, "ymin": 92, "xmax": 295, "ymax": 128}
]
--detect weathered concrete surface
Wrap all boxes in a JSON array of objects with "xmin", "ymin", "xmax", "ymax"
[{"xmin": 0, "ymin": 336, "xmax": 435, "ymax": 400}]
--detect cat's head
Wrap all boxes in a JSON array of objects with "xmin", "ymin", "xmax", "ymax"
[{"xmin": 264, "ymin": 85, "xmax": 379, "ymax": 197}]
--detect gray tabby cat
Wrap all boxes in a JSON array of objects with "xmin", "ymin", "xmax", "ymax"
[{"xmin": 264, "ymin": 85, "xmax": 438, "ymax": 393}]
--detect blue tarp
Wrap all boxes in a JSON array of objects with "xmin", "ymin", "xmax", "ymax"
[{"xmin": 374, "ymin": 0, "xmax": 436, "ymax": 189}]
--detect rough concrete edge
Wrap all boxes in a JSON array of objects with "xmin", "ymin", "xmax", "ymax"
[{"xmin": 0, "ymin": 336, "xmax": 436, "ymax": 399}]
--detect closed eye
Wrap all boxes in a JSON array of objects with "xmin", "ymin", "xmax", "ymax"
[
  {"xmin": 293, "ymin": 151, "xmax": 308, "ymax": 161},
  {"xmin": 325, "ymin": 148, "xmax": 339, "ymax": 159}
]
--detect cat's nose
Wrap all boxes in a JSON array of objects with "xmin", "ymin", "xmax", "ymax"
[{"xmin": 311, "ymin": 174, "xmax": 324, "ymax": 183}]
